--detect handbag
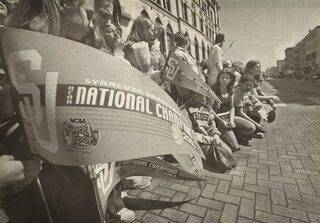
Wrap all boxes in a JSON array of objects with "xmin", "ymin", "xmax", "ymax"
[{"xmin": 211, "ymin": 145, "xmax": 237, "ymax": 173}]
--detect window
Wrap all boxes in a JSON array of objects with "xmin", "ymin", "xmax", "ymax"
[
  {"xmin": 166, "ymin": 24, "xmax": 174, "ymax": 52},
  {"xmin": 209, "ymin": 10, "xmax": 213, "ymax": 21},
  {"xmin": 192, "ymin": 10, "xmax": 197, "ymax": 27},
  {"xmin": 155, "ymin": 18, "xmax": 166, "ymax": 54},
  {"xmin": 306, "ymin": 54, "xmax": 311, "ymax": 61},
  {"xmin": 202, "ymin": 42, "xmax": 206, "ymax": 60},
  {"xmin": 205, "ymin": 25, "xmax": 208, "ymax": 37},
  {"xmin": 163, "ymin": 0, "xmax": 171, "ymax": 11},
  {"xmin": 200, "ymin": 18, "xmax": 204, "ymax": 32},
  {"xmin": 207, "ymin": 45, "xmax": 210, "ymax": 57},
  {"xmin": 194, "ymin": 38, "xmax": 199, "ymax": 61},
  {"xmin": 181, "ymin": 2, "xmax": 188, "ymax": 21},
  {"xmin": 203, "ymin": 2, "xmax": 207, "ymax": 15},
  {"xmin": 140, "ymin": 10, "xmax": 150, "ymax": 19},
  {"xmin": 213, "ymin": 8, "xmax": 217, "ymax": 24},
  {"xmin": 156, "ymin": 0, "xmax": 161, "ymax": 6}
]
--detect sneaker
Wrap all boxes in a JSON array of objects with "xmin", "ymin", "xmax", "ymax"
[
  {"xmin": 117, "ymin": 208, "xmax": 136, "ymax": 222},
  {"xmin": 232, "ymin": 147, "xmax": 241, "ymax": 152},
  {"xmin": 252, "ymin": 132, "xmax": 264, "ymax": 139},
  {"xmin": 134, "ymin": 177, "xmax": 151, "ymax": 189}
]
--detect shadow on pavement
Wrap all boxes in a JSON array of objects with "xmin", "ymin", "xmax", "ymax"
[{"xmin": 263, "ymin": 79, "xmax": 320, "ymax": 106}]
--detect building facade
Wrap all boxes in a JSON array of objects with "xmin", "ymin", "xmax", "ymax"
[
  {"xmin": 276, "ymin": 59, "xmax": 284, "ymax": 75},
  {"xmin": 284, "ymin": 47, "xmax": 294, "ymax": 72},
  {"xmin": 281, "ymin": 26, "xmax": 320, "ymax": 76},
  {"xmin": 301, "ymin": 26, "xmax": 320, "ymax": 73},
  {"xmin": 119, "ymin": 0, "xmax": 221, "ymax": 62}
]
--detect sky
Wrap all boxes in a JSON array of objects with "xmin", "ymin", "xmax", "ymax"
[{"xmin": 219, "ymin": 0, "xmax": 320, "ymax": 70}]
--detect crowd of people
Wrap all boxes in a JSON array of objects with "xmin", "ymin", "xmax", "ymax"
[{"xmin": 0, "ymin": 0, "xmax": 281, "ymax": 222}]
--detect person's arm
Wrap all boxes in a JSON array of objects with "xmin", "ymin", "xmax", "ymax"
[
  {"xmin": 0, "ymin": 155, "xmax": 24, "ymax": 188},
  {"xmin": 229, "ymin": 94, "xmax": 235, "ymax": 127},
  {"xmin": 235, "ymin": 105, "xmax": 262, "ymax": 128},
  {"xmin": 131, "ymin": 41, "xmax": 151, "ymax": 73},
  {"xmin": 216, "ymin": 47, "xmax": 223, "ymax": 72},
  {"xmin": 207, "ymin": 103, "xmax": 229, "ymax": 128},
  {"xmin": 149, "ymin": 39, "xmax": 161, "ymax": 67},
  {"xmin": 251, "ymin": 88, "xmax": 279, "ymax": 102}
]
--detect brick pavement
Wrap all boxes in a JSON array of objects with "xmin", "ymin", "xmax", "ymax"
[{"xmin": 129, "ymin": 79, "xmax": 320, "ymax": 223}]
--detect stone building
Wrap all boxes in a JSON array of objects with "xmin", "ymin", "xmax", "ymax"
[
  {"xmin": 300, "ymin": 26, "xmax": 320, "ymax": 73},
  {"xmin": 281, "ymin": 26, "xmax": 320, "ymax": 75},
  {"xmin": 284, "ymin": 47, "xmax": 294, "ymax": 73},
  {"xmin": 276, "ymin": 59, "xmax": 284, "ymax": 76},
  {"xmin": 118, "ymin": 0, "xmax": 221, "ymax": 62}
]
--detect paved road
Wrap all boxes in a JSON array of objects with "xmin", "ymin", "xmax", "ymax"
[
  {"xmin": 130, "ymin": 79, "xmax": 320, "ymax": 223},
  {"xmin": 1, "ymin": 79, "xmax": 320, "ymax": 223}
]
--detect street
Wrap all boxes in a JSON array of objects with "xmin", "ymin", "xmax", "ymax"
[
  {"xmin": 129, "ymin": 79, "xmax": 320, "ymax": 223},
  {"xmin": 1, "ymin": 79, "xmax": 320, "ymax": 223}
]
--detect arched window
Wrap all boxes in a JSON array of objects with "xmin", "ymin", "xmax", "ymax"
[
  {"xmin": 194, "ymin": 37, "xmax": 199, "ymax": 61},
  {"xmin": 163, "ymin": 0, "xmax": 171, "ymax": 11},
  {"xmin": 202, "ymin": 42, "xmax": 206, "ymax": 60},
  {"xmin": 185, "ymin": 32, "xmax": 191, "ymax": 55},
  {"xmin": 181, "ymin": 2, "xmax": 188, "ymax": 21},
  {"xmin": 200, "ymin": 18, "xmax": 204, "ymax": 32},
  {"xmin": 207, "ymin": 45, "xmax": 210, "ymax": 58},
  {"xmin": 140, "ymin": 10, "xmax": 150, "ymax": 19},
  {"xmin": 166, "ymin": 24, "xmax": 174, "ymax": 52},
  {"xmin": 155, "ymin": 18, "xmax": 166, "ymax": 53}
]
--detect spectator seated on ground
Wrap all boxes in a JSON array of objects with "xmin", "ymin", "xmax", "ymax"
[
  {"xmin": 210, "ymin": 69, "xmax": 241, "ymax": 152},
  {"xmin": 175, "ymin": 86, "xmax": 236, "ymax": 173},
  {"xmin": 244, "ymin": 60, "xmax": 279, "ymax": 105},
  {"xmin": 244, "ymin": 95, "xmax": 268, "ymax": 122},
  {"xmin": 234, "ymin": 75, "xmax": 265, "ymax": 140}
]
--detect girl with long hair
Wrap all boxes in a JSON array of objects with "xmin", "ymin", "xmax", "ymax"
[
  {"xmin": 212, "ymin": 69, "xmax": 256, "ymax": 151},
  {"xmin": 124, "ymin": 15, "xmax": 163, "ymax": 83},
  {"xmin": 233, "ymin": 75, "xmax": 265, "ymax": 139},
  {"xmin": 3, "ymin": 0, "xmax": 61, "ymax": 35},
  {"xmin": 244, "ymin": 60, "xmax": 279, "ymax": 103}
]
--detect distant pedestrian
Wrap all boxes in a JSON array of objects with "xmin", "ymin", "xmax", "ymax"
[
  {"xmin": 303, "ymin": 64, "xmax": 314, "ymax": 83},
  {"xmin": 207, "ymin": 33, "xmax": 225, "ymax": 87},
  {"xmin": 231, "ymin": 62, "xmax": 242, "ymax": 87}
]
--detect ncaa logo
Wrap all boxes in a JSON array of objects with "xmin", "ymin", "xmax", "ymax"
[{"xmin": 63, "ymin": 118, "xmax": 100, "ymax": 149}]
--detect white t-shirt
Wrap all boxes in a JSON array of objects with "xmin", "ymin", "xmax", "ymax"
[{"xmin": 207, "ymin": 44, "xmax": 223, "ymax": 86}]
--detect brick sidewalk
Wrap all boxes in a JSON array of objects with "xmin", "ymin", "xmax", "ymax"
[{"xmin": 129, "ymin": 79, "xmax": 320, "ymax": 223}]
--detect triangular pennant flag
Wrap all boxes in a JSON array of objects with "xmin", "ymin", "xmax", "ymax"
[
  {"xmin": 163, "ymin": 54, "xmax": 222, "ymax": 104},
  {"xmin": 92, "ymin": 163, "xmax": 122, "ymax": 214},
  {"xmin": 123, "ymin": 197, "xmax": 194, "ymax": 210},
  {"xmin": 120, "ymin": 156, "xmax": 205, "ymax": 181},
  {"xmin": 92, "ymin": 157, "xmax": 204, "ymax": 215},
  {"xmin": 0, "ymin": 26, "xmax": 203, "ymax": 166}
]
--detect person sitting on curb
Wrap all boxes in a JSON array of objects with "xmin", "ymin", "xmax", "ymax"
[
  {"xmin": 234, "ymin": 75, "xmax": 265, "ymax": 140},
  {"xmin": 244, "ymin": 60, "xmax": 279, "ymax": 105},
  {"xmin": 176, "ymin": 86, "xmax": 236, "ymax": 173}
]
